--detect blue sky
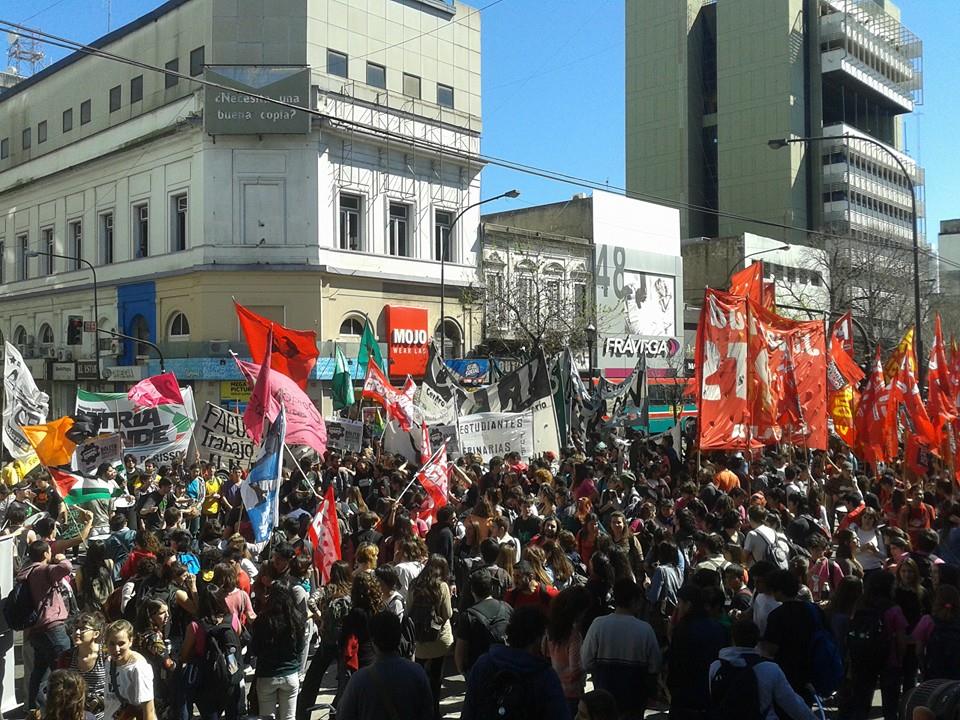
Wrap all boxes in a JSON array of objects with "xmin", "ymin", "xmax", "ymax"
[{"xmin": 7, "ymin": 0, "xmax": 957, "ymax": 241}]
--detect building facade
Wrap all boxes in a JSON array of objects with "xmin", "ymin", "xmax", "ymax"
[
  {"xmin": 627, "ymin": 0, "xmax": 925, "ymax": 249},
  {"xmin": 0, "ymin": 0, "xmax": 483, "ymax": 416}
]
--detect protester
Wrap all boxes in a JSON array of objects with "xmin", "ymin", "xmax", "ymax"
[{"xmin": 103, "ymin": 620, "xmax": 156, "ymax": 720}]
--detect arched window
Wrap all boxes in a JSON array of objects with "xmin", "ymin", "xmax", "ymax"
[
  {"xmin": 434, "ymin": 319, "xmax": 463, "ymax": 359},
  {"xmin": 168, "ymin": 311, "xmax": 190, "ymax": 341},
  {"xmin": 13, "ymin": 325, "xmax": 27, "ymax": 347},
  {"xmin": 339, "ymin": 316, "xmax": 365, "ymax": 337},
  {"xmin": 38, "ymin": 323, "xmax": 55, "ymax": 346},
  {"xmin": 130, "ymin": 315, "xmax": 150, "ymax": 358}
]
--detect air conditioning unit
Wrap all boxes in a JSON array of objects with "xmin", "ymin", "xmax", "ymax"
[
  {"xmin": 19, "ymin": 346, "xmax": 35, "ymax": 359},
  {"xmin": 57, "ymin": 349, "xmax": 73, "ymax": 362},
  {"xmin": 135, "ymin": 354, "xmax": 150, "ymax": 365},
  {"xmin": 45, "ymin": 347, "xmax": 58, "ymax": 359},
  {"xmin": 209, "ymin": 340, "xmax": 231, "ymax": 356}
]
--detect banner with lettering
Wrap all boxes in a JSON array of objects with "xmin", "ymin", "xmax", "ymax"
[
  {"xmin": 325, "ymin": 418, "xmax": 364, "ymax": 454},
  {"xmin": 73, "ymin": 435, "xmax": 124, "ymax": 475},
  {"xmin": 457, "ymin": 409, "xmax": 534, "ymax": 461},
  {"xmin": 198, "ymin": 402, "xmax": 255, "ymax": 468},
  {"xmin": 75, "ymin": 387, "xmax": 196, "ymax": 465}
]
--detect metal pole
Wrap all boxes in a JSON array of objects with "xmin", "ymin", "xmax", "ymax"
[{"xmin": 98, "ymin": 328, "xmax": 165, "ymax": 373}]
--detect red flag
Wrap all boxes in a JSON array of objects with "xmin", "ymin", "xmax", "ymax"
[
  {"xmin": 729, "ymin": 263, "xmax": 774, "ymax": 309},
  {"xmin": 242, "ymin": 328, "xmax": 280, "ymax": 444},
  {"xmin": 235, "ymin": 301, "xmax": 318, "ymax": 390},
  {"xmin": 416, "ymin": 443, "xmax": 449, "ymax": 523},
  {"xmin": 127, "ymin": 372, "xmax": 184, "ymax": 409},
  {"xmin": 696, "ymin": 289, "xmax": 750, "ymax": 450},
  {"xmin": 307, "ymin": 485, "xmax": 341, "ymax": 584},
  {"xmin": 420, "ymin": 420, "xmax": 431, "ymax": 466},
  {"xmin": 928, "ymin": 315, "xmax": 955, "ymax": 437},
  {"xmin": 363, "ymin": 360, "xmax": 417, "ymax": 431},
  {"xmin": 855, "ymin": 348, "xmax": 896, "ymax": 465},
  {"xmin": 890, "ymin": 344, "xmax": 939, "ymax": 451},
  {"xmin": 827, "ymin": 314, "xmax": 863, "ymax": 448}
]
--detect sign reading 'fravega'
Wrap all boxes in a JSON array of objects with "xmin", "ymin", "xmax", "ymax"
[
  {"xmin": 385, "ymin": 305, "xmax": 430, "ymax": 377},
  {"xmin": 204, "ymin": 66, "xmax": 311, "ymax": 135}
]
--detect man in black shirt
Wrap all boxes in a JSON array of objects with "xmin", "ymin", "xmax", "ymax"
[
  {"xmin": 426, "ymin": 506, "xmax": 456, "ymax": 571},
  {"xmin": 138, "ymin": 476, "xmax": 178, "ymax": 532},
  {"xmin": 759, "ymin": 569, "xmax": 820, "ymax": 699}
]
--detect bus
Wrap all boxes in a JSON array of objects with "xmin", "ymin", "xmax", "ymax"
[{"xmin": 646, "ymin": 376, "xmax": 697, "ymax": 434}]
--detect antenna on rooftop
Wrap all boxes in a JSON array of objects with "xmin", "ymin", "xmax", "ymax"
[{"xmin": 6, "ymin": 30, "xmax": 45, "ymax": 77}]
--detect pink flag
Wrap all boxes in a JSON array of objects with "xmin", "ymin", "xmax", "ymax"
[
  {"xmin": 242, "ymin": 328, "xmax": 280, "ymax": 445},
  {"xmin": 127, "ymin": 372, "xmax": 184, "ymax": 409},
  {"xmin": 307, "ymin": 485, "xmax": 341, "ymax": 583},
  {"xmin": 362, "ymin": 361, "xmax": 418, "ymax": 431},
  {"xmin": 236, "ymin": 352, "xmax": 327, "ymax": 457}
]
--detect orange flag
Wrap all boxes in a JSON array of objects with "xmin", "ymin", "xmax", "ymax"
[
  {"xmin": 235, "ymin": 301, "xmax": 319, "ymax": 390},
  {"xmin": 729, "ymin": 263, "xmax": 775, "ymax": 309},
  {"xmin": 21, "ymin": 416, "xmax": 77, "ymax": 467}
]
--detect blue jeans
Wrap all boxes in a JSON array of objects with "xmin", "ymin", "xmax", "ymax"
[{"xmin": 28, "ymin": 624, "xmax": 71, "ymax": 710}]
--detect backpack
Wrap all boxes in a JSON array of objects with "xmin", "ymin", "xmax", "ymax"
[
  {"xmin": 708, "ymin": 655, "xmax": 767, "ymax": 720},
  {"xmin": 320, "ymin": 594, "xmax": 352, "ymax": 646},
  {"xmin": 2, "ymin": 572, "xmax": 38, "ymax": 631},
  {"xmin": 758, "ymin": 529, "xmax": 790, "ymax": 570},
  {"xmin": 923, "ymin": 619, "xmax": 960, "ymax": 680},
  {"xmin": 912, "ymin": 553, "xmax": 935, "ymax": 592},
  {"xmin": 476, "ymin": 668, "xmax": 534, "ymax": 720},
  {"xmin": 131, "ymin": 580, "xmax": 179, "ymax": 631},
  {"xmin": 199, "ymin": 620, "xmax": 244, "ymax": 690},
  {"xmin": 407, "ymin": 598, "xmax": 443, "ymax": 643},
  {"xmin": 463, "ymin": 600, "xmax": 512, "ymax": 669},
  {"xmin": 177, "ymin": 552, "xmax": 200, "ymax": 576},
  {"xmin": 805, "ymin": 602, "xmax": 845, "ymax": 697},
  {"xmin": 847, "ymin": 605, "xmax": 888, "ymax": 676}
]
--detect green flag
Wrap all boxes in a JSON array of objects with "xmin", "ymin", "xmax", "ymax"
[
  {"xmin": 332, "ymin": 345, "xmax": 355, "ymax": 410},
  {"xmin": 357, "ymin": 317, "xmax": 384, "ymax": 369}
]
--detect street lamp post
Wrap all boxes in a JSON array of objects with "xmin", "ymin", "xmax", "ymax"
[
  {"xmin": 585, "ymin": 322, "xmax": 597, "ymax": 381},
  {"xmin": 97, "ymin": 327, "xmax": 166, "ymax": 373},
  {"xmin": 725, "ymin": 244, "xmax": 791, "ymax": 283},
  {"xmin": 440, "ymin": 189, "xmax": 520, "ymax": 358},
  {"xmin": 27, "ymin": 250, "xmax": 100, "ymax": 380},
  {"xmin": 768, "ymin": 135, "xmax": 924, "ymax": 382}
]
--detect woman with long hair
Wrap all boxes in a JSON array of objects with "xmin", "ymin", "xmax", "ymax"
[
  {"xmin": 543, "ymin": 540, "xmax": 576, "ymax": 590},
  {"xmin": 464, "ymin": 492, "xmax": 496, "ymax": 552},
  {"xmin": 27, "ymin": 669, "xmax": 88, "ymax": 720},
  {"xmin": 496, "ymin": 542, "xmax": 516, "ymax": 586},
  {"xmin": 75, "ymin": 540, "xmax": 115, "ymax": 613},
  {"xmin": 835, "ymin": 529, "xmax": 865, "ymax": 579},
  {"xmin": 296, "ymin": 561, "xmax": 352, "ymax": 720},
  {"xmin": 250, "ymin": 584, "xmax": 306, "ymax": 720},
  {"xmin": 607, "ymin": 511, "xmax": 644, "ymax": 582},
  {"xmin": 353, "ymin": 542, "xmax": 378, "ymax": 574},
  {"xmin": 408, "ymin": 554, "xmax": 454, "ymax": 720},
  {"xmin": 60, "ymin": 611, "xmax": 106, "ymax": 720},
  {"xmin": 895, "ymin": 556, "xmax": 930, "ymax": 691},
  {"xmin": 913, "ymin": 583, "xmax": 960, "ymax": 681},
  {"xmin": 522, "ymin": 545, "xmax": 555, "ymax": 588},
  {"xmin": 546, "ymin": 586, "xmax": 592, "ymax": 717},
  {"xmin": 826, "ymin": 575, "xmax": 863, "ymax": 655},
  {"xmin": 336, "ymin": 570, "xmax": 386, "ymax": 707},
  {"xmin": 577, "ymin": 513, "xmax": 602, "ymax": 568}
]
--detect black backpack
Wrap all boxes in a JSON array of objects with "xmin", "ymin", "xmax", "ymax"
[
  {"xmin": 709, "ymin": 655, "xmax": 768, "ymax": 720},
  {"xmin": 130, "ymin": 580, "xmax": 179, "ymax": 631},
  {"xmin": 407, "ymin": 599, "xmax": 442, "ymax": 643},
  {"xmin": 924, "ymin": 619, "xmax": 960, "ymax": 680},
  {"xmin": 463, "ymin": 600, "xmax": 511, "ymax": 669},
  {"xmin": 2, "ymin": 572, "xmax": 38, "ymax": 631},
  {"xmin": 200, "ymin": 620, "xmax": 244, "ymax": 689},
  {"xmin": 477, "ymin": 668, "xmax": 534, "ymax": 720},
  {"xmin": 847, "ymin": 606, "xmax": 888, "ymax": 676}
]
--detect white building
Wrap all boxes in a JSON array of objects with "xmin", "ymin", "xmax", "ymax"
[{"xmin": 0, "ymin": 0, "xmax": 483, "ymax": 415}]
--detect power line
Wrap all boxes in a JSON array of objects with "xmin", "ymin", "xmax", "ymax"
[
  {"xmin": 0, "ymin": 16, "xmax": 952, "ymax": 274},
  {"xmin": 20, "ymin": 0, "xmax": 72, "ymax": 23}
]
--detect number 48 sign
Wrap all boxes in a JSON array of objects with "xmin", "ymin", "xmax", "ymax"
[{"xmin": 595, "ymin": 245, "xmax": 627, "ymax": 299}]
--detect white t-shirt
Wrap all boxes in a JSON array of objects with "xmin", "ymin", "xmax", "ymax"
[
  {"xmin": 744, "ymin": 526, "xmax": 777, "ymax": 565},
  {"xmin": 752, "ymin": 592, "xmax": 781, "ymax": 635},
  {"xmin": 105, "ymin": 653, "xmax": 154, "ymax": 720}
]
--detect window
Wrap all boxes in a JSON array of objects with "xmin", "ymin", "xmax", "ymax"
[
  {"xmin": 37, "ymin": 121, "xmax": 47, "ymax": 144},
  {"xmin": 109, "ymin": 85, "xmax": 121, "ymax": 112},
  {"xmin": 68, "ymin": 221, "xmax": 82, "ymax": 269},
  {"xmin": 388, "ymin": 202, "xmax": 410, "ymax": 257},
  {"xmin": 168, "ymin": 311, "xmax": 190, "ymax": 340},
  {"xmin": 99, "ymin": 212, "xmax": 114, "ymax": 265},
  {"xmin": 17, "ymin": 234, "xmax": 28, "ymax": 281},
  {"xmin": 0, "ymin": 137, "xmax": 7, "ymax": 159},
  {"xmin": 485, "ymin": 271, "xmax": 505, "ymax": 329},
  {"xmin": 338, "ymin": 193, "xmax": 363, "ymax": 251},
  {"xmin": 21, "ymin": 128, "xmax": 30, "ymax": 150},
  {"xmin": 327, "ymin": 50, "xmax": 348, "ymax": 78},
  {"xmin": 131, "ymin": 75, "xmax": 143, "ymax": 103},
  {"xmin": 165, "ymin": 59, "xmax": 179, "ymax": 88},
  {"xmin": 573, "ymin": 283, "xmax": 588, "ymax": 323},
  {"xmin": 434, "ymin": 210, "xmax": 453, "ymax": 262},
  {"xmin": 189, "ymin": 46, "xmax": 205, "ymax": 77},
  {"xmin": 42, "ymin": 228, "xmax": 54, "ymax": 274},
  {"xmin": 13, "ymin": 326, "xmax": 27, "ymax": 347},
  {"xmin": 171, "ymin": 194, "xmax": 188, "ymax": 251},
  {"xmin": 38, "ymin": 324, "xmax": 54, "ymax": 346},
  {"xmin": 130, "ymin": 314, "xmax": 150, "ymax": 357},
  {"xmin": 339, "ymin": 317, "xmax": 365, "ymax": 337},
  {"xmin": 366, "ymin": 62, "xmax": 386, "ymax": 90},
  {"xmin": 0, "ymin": 241, "xmax": 4, "ymax": 283},
  {"xmin": 435, "ymin": 319, "xmax": 463, "ymax": 359},
  {"xmin": 403, "ymin": 73, "xmax": 421, "ymax": 99},
  {"xmin": 437, "ymin": 83, "xmax": 454, "ymax": 108},
  {"xmin": 133, "ymin": 203, "xmax": 149, "ymax": 258},
  {"xmin": 80, "ymin": 99, "xmax": 91, "ymax": 125},
  {"xmin": 62, "ymin": 108, "xmax": 73, "ymax": 132}
]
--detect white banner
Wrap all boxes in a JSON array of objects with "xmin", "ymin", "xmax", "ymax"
[
  {"xmin": 457, "ymin": 409, "xmax": 534, "ymax": 461},
  {"xmin": 2, "ymin": 341, "xmax": 49, "ymax": 460},
  {"xmin": 73, "ymin": 435, "xmax": 125, "ymax": 475},
  {"xmin": 75, "ymin": 387, "xmax": 196, "ymax": 465},
  {"xmin": 326, "ymin": 418, "xmax": 363, "ymax": 453},
  {"xmin": 0, "ymin": 536, "xmax": 16, "ymax": 712},
  {"xmin": 198, "ymin": 403, "xmax": 255, "ymax": 468}
]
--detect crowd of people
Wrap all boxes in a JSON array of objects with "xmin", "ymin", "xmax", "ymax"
[{"xmin": 3, "ymin": 428, "xmax": 960, "ymax": 720}]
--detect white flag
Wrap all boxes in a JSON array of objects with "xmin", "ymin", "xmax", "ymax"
[{"xmin": 3, "ymin": 342, "xmax": 49, "ymax": 460}]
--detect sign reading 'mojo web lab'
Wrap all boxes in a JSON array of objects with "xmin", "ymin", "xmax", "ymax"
[
  {"xmin": 385, "ymin": 306, "xmax": 430, "ymax": 378},
  {"xmin": 204, "ymin": 66, "xmax": 310, "ymax": 135}
]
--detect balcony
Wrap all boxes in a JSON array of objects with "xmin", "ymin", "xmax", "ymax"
[{"xmin": 820, "ymin": 0, "xmax": 922, "ymax": 113}]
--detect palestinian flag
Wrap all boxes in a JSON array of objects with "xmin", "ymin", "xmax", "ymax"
[{"xmin": 49, "ymin": 467, "xmax": 122, "ymax": 505}]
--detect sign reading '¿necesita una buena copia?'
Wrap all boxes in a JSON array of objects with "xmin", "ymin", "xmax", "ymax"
[{"xmin": 204, "ymin": 66, "xmax": 311, "ymax": 135}]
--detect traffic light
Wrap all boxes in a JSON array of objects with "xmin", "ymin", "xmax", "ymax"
[{"xmin": 66, "ymin": 316, "xmax": 83, "ymax": 345}]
